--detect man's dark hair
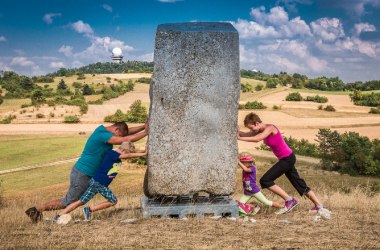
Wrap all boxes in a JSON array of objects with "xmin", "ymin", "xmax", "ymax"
[{"xmin": 113, "ymin": 122, "xmax": 129, "ymax": 136}]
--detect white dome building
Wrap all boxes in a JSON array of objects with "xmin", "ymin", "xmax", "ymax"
[{"xmin": 111, "ymin": 47, "xmax": 123, "ymax": 63}]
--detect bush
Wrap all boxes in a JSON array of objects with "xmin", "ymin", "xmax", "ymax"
[
  {"xmin": 77, "ymin": 74, "xmax": 86, "ymax": 80},
  {"xmin": 82, "ymin": 84, "xmax": 95, "ymax": 95},
  {"xmin": 239, "ymin": 101, "xmax": 267, "ymax": 110},
  {"xmin": 46, "ymin": 100, "xmax": 55, "ymax": 106},
  {"xmin": 21, "ymin": 103, "xmax": 32, "ymax": 108},
  {"xmin": 265, "ymin": 78, "xmax": 279, "ymax": 88},
  {"xmin": 72, "ymin": 82, "xmax": 83, "ymax": 89},
  {"xmin": 0, "ymin": 115, "xmax": 16, "ymax": 124},
  {"xmin": 318, "ymin": 105, "xmax": 323, "ymax": 110},
  {"xmin": 316, "ymin": 129, "xmax": 380, "ymax": 176},
  {"xmin": 136, "ymin": 77, "xmax": 151, "ymax": 84},
  {"xmin": 284, "ymin": 136, "xmax": 319, "ymax": 157},
  {"xmin": 104, "ymin": 109, "xmax": 127, "ymax": 123},
  {"xmin": 324, "ymin": 105, "xmax": 336, "ymax": 112},
  {"xmin": 255, "ymin": 84, "xmax": 264, "ymax": 91},
  {"xmin": 79, "ymin": 103, "xmax": 88, "ymax": 114},
  {"xmin": 304, "ymin": 95, "xmax": 328, "ymax": 103},
  {"xmin": 36, "ymin": 113, "xmax": 45, "ymax": 118},
  {"xmin": 350, "ymin": 90, "xmax": 380, "ymax": 107},
  {"xmin": 64, "ymin": 116, "xmax": 80, "ymax": 123},
  {"xmin": 369, "ymin": 107, "xmax": 380, "ymax": 114},
  {"xmin": 87, "ymin": 99, "xmax": 104, "ymax": 105},
  {"xmin": 125, "ymin": 100, "xmax": 147, "ymax": 123},
  {"xmin": 272, "ymin": 105, "xmax": 281, "ymax": 110},
  {"xmin": 31, "ymin": 89, "xmax": 46, "ymax": 106},
  {"xmin": 104, "ymin": 100, "xmax": 147, "ymax": 123},
  {"xmin": 285, "ymin": 92, "xmax": 303, "ymax": 101},
  {"xmin": 241, "ymin": 83, "xmax": 253, "ymax": 93}
]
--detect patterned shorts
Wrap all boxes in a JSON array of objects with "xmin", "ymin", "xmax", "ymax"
[{"xmin": 79, "ymin": 179, "xmax": 118, "ymax": 204}]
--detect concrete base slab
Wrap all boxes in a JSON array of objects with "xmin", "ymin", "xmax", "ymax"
[{"xmin": 141, "ymin": 195, "xmax": 238, "ymax": 219}]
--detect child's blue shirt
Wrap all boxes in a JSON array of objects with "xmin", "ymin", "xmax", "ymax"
[{"xmin": 92, "ymin": 149, "xmax": 122, "ymax": 187}]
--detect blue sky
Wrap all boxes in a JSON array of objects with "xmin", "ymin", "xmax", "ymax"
[{"xmin": 0, "ymin": 0, "xmax": 380, "ymax": 82}]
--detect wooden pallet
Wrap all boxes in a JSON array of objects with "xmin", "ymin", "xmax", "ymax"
[{"xmin": 141, "ymin": 195, "xmax": 238, "ymax": 219}]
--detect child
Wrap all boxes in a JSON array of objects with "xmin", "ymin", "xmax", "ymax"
[
  {"xmin": 54, "ymin": 141, "xmax": 147, "ymax": 224},
  {"xmin": 237, "ymin": 152, "xmax": 284, "ymax": 216}
]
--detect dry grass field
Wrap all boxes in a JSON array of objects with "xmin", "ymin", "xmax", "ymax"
[
  {"xmin": 1, "ymin": 74, "xmax": 380, "ymax": 141},
  {"xmin": 1, "ymin": 73, "xmax": 380, "ymax": 249},
  {"xmin": 1, "ymin": 159, "xmax": 379, "ymax": 249}
]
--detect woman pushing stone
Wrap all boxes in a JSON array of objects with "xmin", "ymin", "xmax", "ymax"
[{"xmin": 237, "ymin": 112, "xmax": 331, "ymax": 218}]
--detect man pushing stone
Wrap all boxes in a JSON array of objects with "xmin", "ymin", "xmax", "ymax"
[{"xmin": 25, "ymin": 121, "xmax": 148, "ymax": 223}]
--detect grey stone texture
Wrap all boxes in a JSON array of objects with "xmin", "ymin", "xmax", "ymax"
[{"xmin": 145, "ymin": 22, "xmax": 240, "ymax": 196}]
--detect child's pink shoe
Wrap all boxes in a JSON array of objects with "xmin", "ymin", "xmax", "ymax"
[{"xmin": 236, "ymin": 201, "xmax": 254, "ymax": 215}]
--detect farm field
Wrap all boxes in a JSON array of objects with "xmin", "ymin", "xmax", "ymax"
[
  {"xmin": 0, "ymin": 137, "xmax": 379, "ymax": 249},
  {"xmin": 1, "ymin": 74, "xmax": 380, "ymax": 141},
  {"xmin": 1, "ymin": 73, "xmax": 380, "ymax": 249}
]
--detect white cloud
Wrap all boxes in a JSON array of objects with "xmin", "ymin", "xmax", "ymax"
[
  {"xmin": 101, "ymin": 4, "xmax": 113, "ymax": 12},
  {"xmin": 236, "ymin": 5, "xmax": 380, "ymax": 81},
  {"xmin": 0, "ymin": 61, "xmax": 12, "ymax": 71},
  {"xmin": 233, "ymin": 19, "xmax": 279, "ymax": 39},
  {"xmin": 71, "ymin": 60, "xmax": 83, "ymax": 68},
  {"xmin": 61, "ymin": 23, "xmax": 136, "ymax": 65},
  {"xmin": 0, "ymin": 36, "xmax": 6, "ymax": 42},
  {"xmin": 233, "ymin": 6, "xmax": 311, "ymax": 39},
  {"xmin": 10, "ymin": 57, "xmax": 35, "ymax": 67},
  {"xmin": 71, "ymin": 20, "xmax": 94, "ymax": 34},
  {"xmin": 50, "ymin": 61, "xmax": 66, "ymax": 68},
  {"xmin": 31, "ymin": 65, "xmax": 44, "ymax": 76},
  {"xmin": 42, "ymin": 13, "xmax": 62, "ymax": 24},
  {"xmin": 58, "ymin": 45, "xmax": 74, "ymax": 57},
  {"xmin": 311, "ymin": 18, "xmax": 345, "ymax": 42},
  {"xmin": 353, "ymin": 23, "xmax": 376, "ymax": 37},
  {"xmin": 251, "ymin": 6, "xmax": 289, "ymax": 26}
]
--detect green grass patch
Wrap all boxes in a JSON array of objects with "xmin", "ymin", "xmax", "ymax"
[
  {"xmin": 0, "ymin": 98, "xmax": 30, "ymax": 112},
  {"xmin": 0, "ymin": 162, "xmax": 145, "ymax": 197},
  {"xmin": 0, "ymin": 135, "xmax": 88, "ymax": 171}
]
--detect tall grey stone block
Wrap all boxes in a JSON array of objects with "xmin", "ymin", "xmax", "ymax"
[{"xmin": 145, "ymin": 22, "xmax": 240, "ymax": 197}]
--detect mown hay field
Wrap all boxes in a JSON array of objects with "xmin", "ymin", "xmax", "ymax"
[{"xmin": 0, "ymin": 152, "xmax": 379, "ymax": 249}]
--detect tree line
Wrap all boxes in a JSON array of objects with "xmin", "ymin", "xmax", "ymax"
[
  {"xmin": 241, "ymin": 70, "xmax": 380, "ymax": 92},
  {"xmin": 48, "ymin": 61, "xmax": 154, "ymax": 77}
]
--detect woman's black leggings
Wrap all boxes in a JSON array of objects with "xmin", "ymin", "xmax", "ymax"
[{"xmin": 259, "ymin": 153, "xmax": 311, "ymax": 196}]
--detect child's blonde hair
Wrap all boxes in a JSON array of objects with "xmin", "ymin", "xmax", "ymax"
[
  {"xmin": 239, "ymin": 152, "xmax": 255, "ymax": 165},
  {"xmin": 119, "ymin": 141, "xmax": 135, "ymax": 153}
]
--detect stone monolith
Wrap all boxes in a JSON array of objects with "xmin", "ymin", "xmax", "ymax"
[{"xmin": 145, "ymin": 22, "xmax": 240, "ymax": 197}]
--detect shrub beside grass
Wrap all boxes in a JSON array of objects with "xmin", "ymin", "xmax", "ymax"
[
  {"xmin": 239, "ymin": 101, "xmax": 267, "ymax": 109},
  {"xmin": 104, "ymin": 100, "xmax": 147, "ymax": 123},
  {"xmin": 0, "ymin": 115, "xmax": 16, "ymax": 124},
  {"xmin": 136, "ymin": 77, "xmax": 151, "ymax": 84},
  {"xmin": 369, "ymin": 107, "xmax": 380, "ymax": 114},
  {"xmin": 285, "ymin": 92, "xmax": 303, "ymax": 101},
  {"xmin": 304, "ymin": 95, "xmax": 328, "ymax": 103},
  {"xmin": 241, "ymin": 83, "xmax": 253, "ymax": 93},
  {"xmin": 21, "ymin": 103, "xmax": 32, "ymax": 108},
  {"xmin": 324, "ymin": 105, "xmax": 336, "ymax": 112},
  {"xmin": 36, "ymin": 113, "xmax": 45, "ymax": 119},
  {"xmin": 87, "ymin": 99, "xmax": 104, "ymax": 105},
  {"xmin": 64, "ymin": 115, "xmax": 80, "ymax": 123}
]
